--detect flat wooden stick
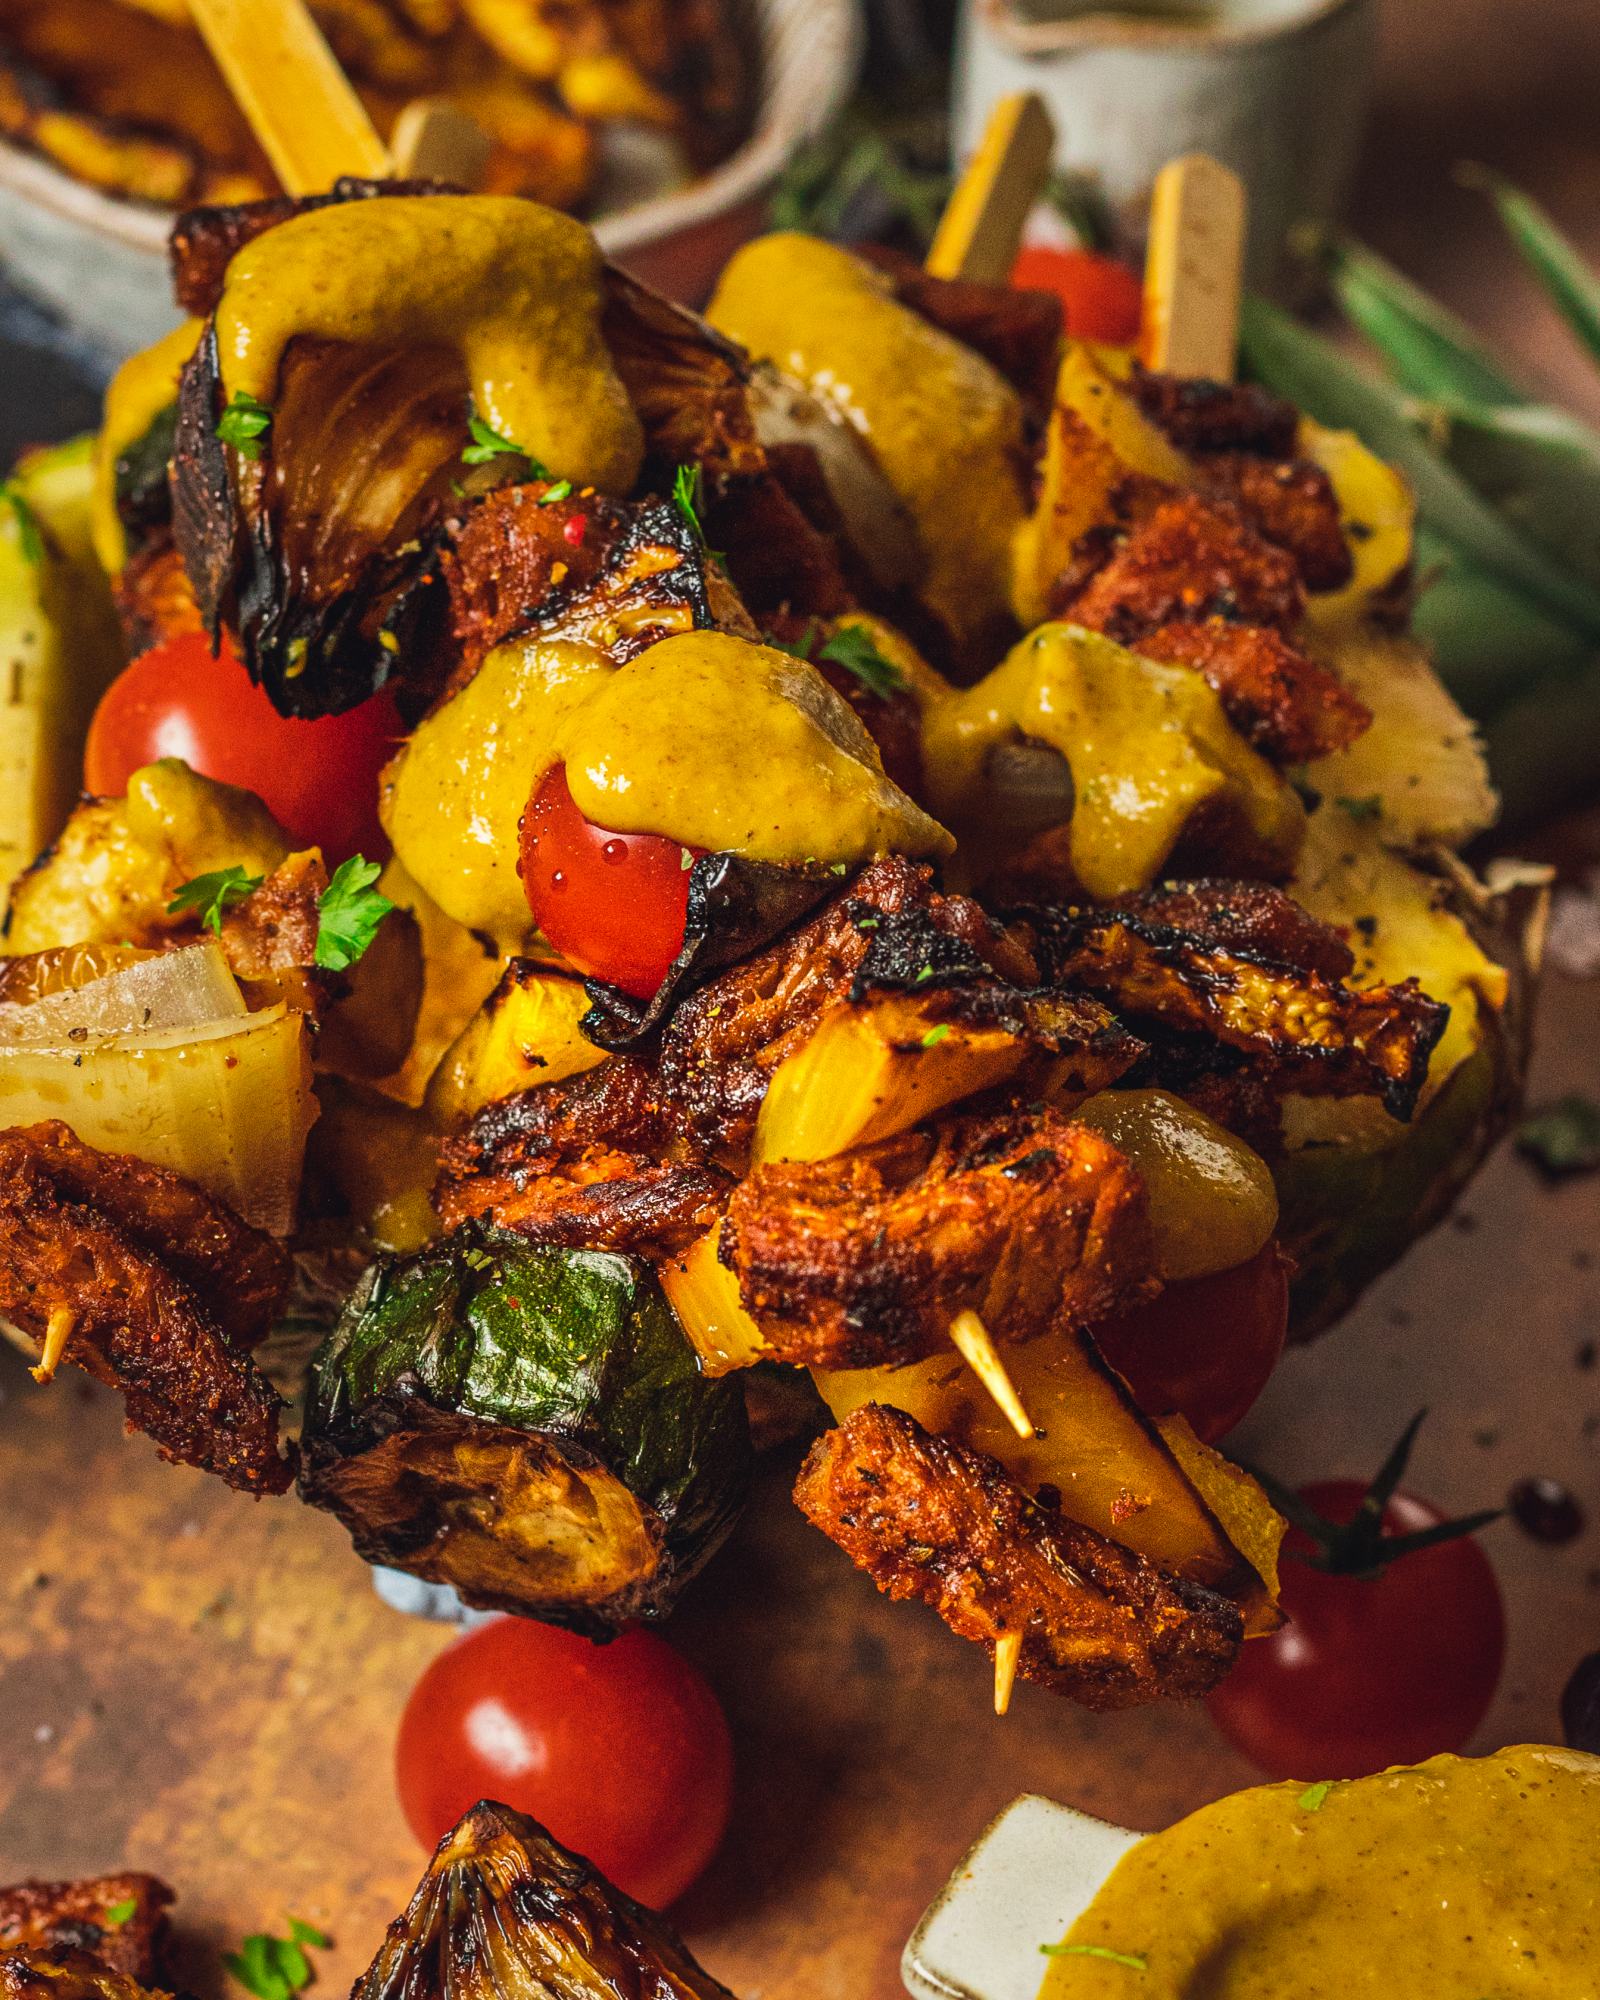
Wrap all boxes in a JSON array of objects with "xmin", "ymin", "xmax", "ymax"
[
  {"xmin": 1142, "ymin": 153, "xmax": 1247, "ymax": 380},
  {"xmin": 391, "ymin": 98, "xmax": 493, "ymax": 188},
  {"xmin": 926, "ymin": 92, "xmax": 1055, "ymax": 284},
  {"xmin": 949, "ymin": 1310, "xmax": 1035, "ymax": 1440},
  {"xmin": 993, "ymin": 1630, "xmax": 1023, "ymax": 1717},
  {"xmin": 187, "ymin": 0, "xmax": 390, "ymax": 195}
]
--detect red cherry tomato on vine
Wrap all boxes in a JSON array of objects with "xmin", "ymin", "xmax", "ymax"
[
  {"xmin": 396, "ymin": 1619, "xmax": 733, "ymax": 1909},
  {"xmin": 519, "ymin": 763, "xmax": 701, "ymax": 1000},
  {"xmin": 1093, "ymin": 1243, "xmax": 1289, "ymax": 1444},
  {"xmin": 84, "ymin": 630, "xmax": 399, "ymax": 861},
  {"xmin": 1010, "ymin": 245, "xmax": 1145, "ymax": 346},
  {"xmin": 1207, "ymin": 1481, "xmax": 1505, "ymax": 1780}
]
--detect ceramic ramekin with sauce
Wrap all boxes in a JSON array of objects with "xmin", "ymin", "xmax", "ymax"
[{"xmin": 904, "ymin": 1746, "xmax": 1600, "ymax": 1999}]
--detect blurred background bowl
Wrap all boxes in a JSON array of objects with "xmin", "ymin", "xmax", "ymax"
[{"xmin": 0, "ymin": 0, "xmax": 862, "ymax": 362}]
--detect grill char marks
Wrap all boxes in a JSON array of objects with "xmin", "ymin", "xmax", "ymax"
[{"xmin": 794, "ymin": 1404, "xmax": 1243, "ymax": 1709}]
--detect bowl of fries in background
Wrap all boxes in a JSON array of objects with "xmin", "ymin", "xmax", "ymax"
[{"xmin": 0, "ymin": 0, "xmax": 860, "ymax": 353}]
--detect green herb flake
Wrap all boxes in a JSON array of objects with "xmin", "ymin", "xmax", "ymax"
[
  {"xmin": 167, "ymin": 865, "xmax": 265, "ymax": 934},
  {"xmin": 216, "ymin": 392, "xmax": 273, "ymax": 461},
  {"xmin": 1040, "ymin": 1942, "xmax": 1147, "ymax": 1971},
  {"xmin": 538, "ymin": 479, "xmax": 573, "ymax": 507},
  {"xmin": 672, "ymin": 462, "xmax": 709, "ymax": 540},
  {"xmin": 829, "ymin": 861, "xmax": 849, "ymax": 876},
  {"xmin": 462, "ymin": 411, "xmax": 540, "ymax": 468},
  {"xmin": 913, "ymin": 963, "xmax": 937, "ymax": 984},
  {"xmin": 225, "ymin": 1921, "xmax": 325, "ymax": 2000},
  {"xmin": 287, "ymin": 1921, "xmax": 330, "ymax": 1951},
  {"xmin": 103, "ymin": 1899, "xmax": 138, "ymax": 1928},
  {"xmin": 856, "ymin": 915, "xmax": 880, "ymax": 931},
  {"xmin": 1334, "ymin": 793, "xmax": 1383, "ymax": 822},
  {"xmin": 1298, "ymin": 1780, "xmax": 1334, "ymax": 1812},
  {"xmin": 1517, "ymin": 1094, "xmax": 1600, "ymax": 1178},
  {"xmin": 818, "ymin": 624, "xmax": 905, "ymax": 700},
  {"xmin": 680, "ymin": 846, "xmax": 696, "ymax": 872},
  {"xmin": 314, "ymin": 855, "xmax": 394, "ymax": 972},
  {"xmin": 920, "ymin": 1024, "xmax": 951, "ymax": 1049},
  {"xmin": 1, "ymin": 480, "xmax": 44, "ymax": 564}
]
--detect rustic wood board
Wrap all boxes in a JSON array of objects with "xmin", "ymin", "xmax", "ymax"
[{"xmin": 1, "ymin": 945, "xmax": 1596, "ymax": 2000}]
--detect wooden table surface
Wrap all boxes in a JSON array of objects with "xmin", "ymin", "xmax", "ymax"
[{"xmin": 3, "ymin": 5, "xmax": 1600, "ymax": 1998}]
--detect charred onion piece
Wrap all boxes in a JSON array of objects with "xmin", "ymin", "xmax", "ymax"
[
  {"xmin": 0, "ymin": 1879, "xmax": 171, "ymax": 1988},
  {"xmin": 795, "ymin": 1404, "xmax": 1242, "ymax": 1710},
  {"xmin": 354, "ymin": 1800, "xmax": 737, "ymax": 2000},
  {"xmin": 723, "ymin": 1108, "xmax": 1149, "ymax": 1370},
  {"xmin": 0, "ymin": 1123, "xmax": 294, "ymax": 1495},
  {"xmin": 300, "ymin": 1231, "xmax": 749, "ymax": 1634}
]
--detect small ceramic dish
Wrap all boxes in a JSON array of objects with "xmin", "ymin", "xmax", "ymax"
[
  {"xmin": 901, "ymin": 1794, "xmax": 1141, "ymax": 2000},
  {"xmin": 0, "ymin": 0, "xmax": 861, "ymax": 358}
]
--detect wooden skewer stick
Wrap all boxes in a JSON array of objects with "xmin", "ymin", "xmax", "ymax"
[
  {"xmin": 30, "ymin": 1305, "xmax": 75, "ymax": 1386},
  {"xmin": 926, "ymin": 92, "xmax": 1056, "ymax": 284},
  {"xmin": 949, "ymin": 1309, "xmax": 1035, "ymax": 1441},
  {"xmin": 993, "ymin": 1629, "xmax": 1023, "ymax": 1717},
  {"xmin": 390, "ymin": 98, "xmax": 494, "ymax": 187},
  {"xmin": 1141, "ymin": 153, "xmax": 1247, "ymax": 381},
  {"xmin": 187, "ymin": 0, "xmax": 390, "ymax": 195}
]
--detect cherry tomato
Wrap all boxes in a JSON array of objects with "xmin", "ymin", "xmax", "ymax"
[
  {"xmin": 84, "ymin": 630, "xmax": 400, "ymax": 861},
  {"xmin": 1093, "ymin": 1244, "xmax": 1289, "ymax": 1444},
  {"xmin": 1208, "ymin": 1481, "xmax": 1505, "ymax": 1780},
  {"xmin": 396, "ymin": 1618, "xmax": 733, "ymax": 1909},
  {"xmin": 518, "ymin": 763, "xmax": 700, "ymax": 1000},
  {"xmin": 1010, "ymin": 245, "xmax": 1145, "ymax": 346}
]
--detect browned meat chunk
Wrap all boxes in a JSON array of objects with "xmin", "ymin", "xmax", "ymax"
[
  {"xmin": 794, "ymin": 1404, "xmax": 1243, "ymax": 1709},
  {"xmin": 0, "ymin": 1951, "xmax": 165, "ymax": 2000},
  {"xmin": 1127, "ymin": 619, "xmax": 1370, "ymax": 763},
  {"xmin": 1129, "ymin": 370, "xmax": 1300, "ymax": 458},
  {"xmin": 0, "ymin": 1123, "xmax": 295, "ymax": 1494},
  {"xmin": 440, "ymin": 483, "xmax": 618, "ymax": 676},
  {"xmin": 1040, "ymin": 905, "xmax": 1448, "ymax": 1120},
  {"xmin": 1200, "ymin": 452, "xmax": 1354, "ymax": 592},
  {"xmin": 722, "ymin": 1109, "xmax": 1150, "ymax": 1368},
  {"xmin": 1062, "ymin": 493, "xmax": 1306, "ymax": 641},
  {"xmin": 0, "ymin": 1879, "xmax": 170, "ymax": 1986},
  {"xmin": 1120, "ymin": 879, "xmax": 1358, "ymax": 980}
]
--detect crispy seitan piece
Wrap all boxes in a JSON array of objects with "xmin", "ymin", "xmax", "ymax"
[
  {"xmin": 1063, "ymin": 493, "xmax": 1306, "ymax": 640},
  {"xmin": 1198, "ymin": 452, "xmax": 1354, "ymax": 593},
  {"xmin": 0, "ymin": 1879, "xmax": 171, "ymax": 1987},
  {"xmin": 1033, "ymin": 888, "xmax": 1448, "ymax": 1121},
  {"xmin": 1129, "ymin": 618, "xmax": 1370, "ymax": 763},
  {"xmin": 722, "ymin": 1108, "xmax": 1150, "ymax": 1368},
  {"xmin": 794, "ymin": 1404, "xmax": 1243, "ymax": 1709},
  {"xmin": 0, "ymin": 1952, "xmax": 168, "ymax": 2000},
  {"xmin": 436, "ymin": 1058, "xmax": 731, "ymax": 1259},
  {"xmin": 0, "ymin": 1123, "xmax": 295, "ymax": 1494},
  {"xmin": 1128, "ymin": 370, "xmax": 1300, "ymax": 458}
]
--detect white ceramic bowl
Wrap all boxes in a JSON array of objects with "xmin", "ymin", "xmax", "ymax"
[
  {"xmin": 0, "ymin": 0, "xmax": 861, "ymax": 358},
  {"xmin": 902, "ymin": 1794, "xmax": 1141, "ymax": 2000}
]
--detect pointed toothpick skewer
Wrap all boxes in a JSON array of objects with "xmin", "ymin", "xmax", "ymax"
[
  {"xmin": 1142, "ymin": 152, "xmax": 1247, "ymax": 381},
  {"xmin": 949, "ymin": 1309, "xmax": 1035, "ymax": 1440},
  {"xmin": 926, "ymin": 91, "xmax": 1056, "ymax": 284},
  {"xmin": 30, "ymin": 1305, "xmax": 75, "ymax": 1385},
  {"xmin": 993, "ymin": 1630, "xmax": 1023, "ymax": 1716}
]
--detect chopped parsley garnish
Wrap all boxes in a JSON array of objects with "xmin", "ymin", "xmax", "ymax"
[
  {"xmin": 913, "ymin": 962, "xmax": 937, "ymax": 984},
  {"xmin": 167, "ymin": 865, "xmax": 264, "ymax": 933},
  {"xmin": 215, "ymin": 392, "xmax": 273, "ymax": 461},
  {"xmin": 1334, "ymin": 793, "xmax": 1383, "ymax": 822},
  {"xmin": 819, "ymin": 624, "xmax": 905, "ymax": 700},
  {"xmin": 1, "ymin": 480, "xmax": 43, "ymax": 564},
  {"xmin": 460, "ymin": 1246, "xmax": 495, "ymax": 1271},
  {"xmin": 919, "ymin": 1024, "xmax": 951, "ymax": 1049},
  {"xmin": 224, "ymin": 1920, "xmax": 329, "ymax": 2000},
  {"xmin": 1298, "ymin": 1780, "xmax": 1333, "ymax": 1812},
  {"xmin": 103, "ymin": 1899, "xmax": 138, "ymax": 1928},
  {"xmin": 1040, "ymin": 1942, "xmax": 1147, "ymax": 1971},
  {"xmin": 463, "ymin": 411, "xmax": 533, "ymax": 467},
  {"xmin": 314, "ymin": 855, "xmax": 394, "ymax": 972},
  {"xmin": 672, "ymin": 461, "xmax": 708, "ymax": 539},
  {"xmin": 679, "ymin": 846, "xmax": 696, "ymax": 871},
  {"xmin": 1517, "ymin": 1094, "xmax": 1600, "ymax": 1178},
  {"xmin": 538, "ymin": 479, "xmax": 573, "ymax": 506}
]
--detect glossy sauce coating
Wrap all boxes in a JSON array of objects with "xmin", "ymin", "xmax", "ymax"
[{"xmin": 1041, "ymin": 1747, "xmax": 1600, "ymax": 1998}]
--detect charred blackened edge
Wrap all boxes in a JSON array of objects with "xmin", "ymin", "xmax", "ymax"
[
  {"xmin": 581, "ymin": 855, "xmax": 841, "ymax": 1050},
  {"xmin": 114, "ymin": 402, "xmax": 178, "ymax": 559},
  {"xmin": 172, "ymin": 321, "xmax": 238, "ymax": 648}
]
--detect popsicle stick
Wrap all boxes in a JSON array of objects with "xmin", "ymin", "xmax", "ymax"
[
  {"xmin": 949, "ymin": 1309, "xmax": 1035, "ymax": 1441},
  {"xmin": 926, "ymin": 92, "xmax": 1055, "ymax": 284},
  {"xmin": 391, "ymin": 97, "xmax": 493, "ymax": 188},
  {"xmin": 993, "ymin": 1630, "xmax": 1023, "ymax": 1717},
  {"xmin": 1142, "ymin": 153, "xmax": 1247, "ymax": 381},
  {"xmin": 30, "ymin": 1305, "xmax": 75, "ymax": 1385},
  {"xmin": 187, "ymin": 0, "xmax": 390, "ymax": 195}
]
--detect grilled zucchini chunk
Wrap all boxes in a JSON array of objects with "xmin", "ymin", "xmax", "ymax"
[
  {"xmin": 299, "ymin": 1230, "xmax": 751, "ymax": 1634},
  {"xmin": 355, "ymin": 1800, "xmax": 737, "ymax": 2000}
]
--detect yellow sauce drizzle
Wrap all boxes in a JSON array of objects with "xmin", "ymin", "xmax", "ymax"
[{"xmin": 215, "ymin": 195, "xmax": 643, "ymax": 495}]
